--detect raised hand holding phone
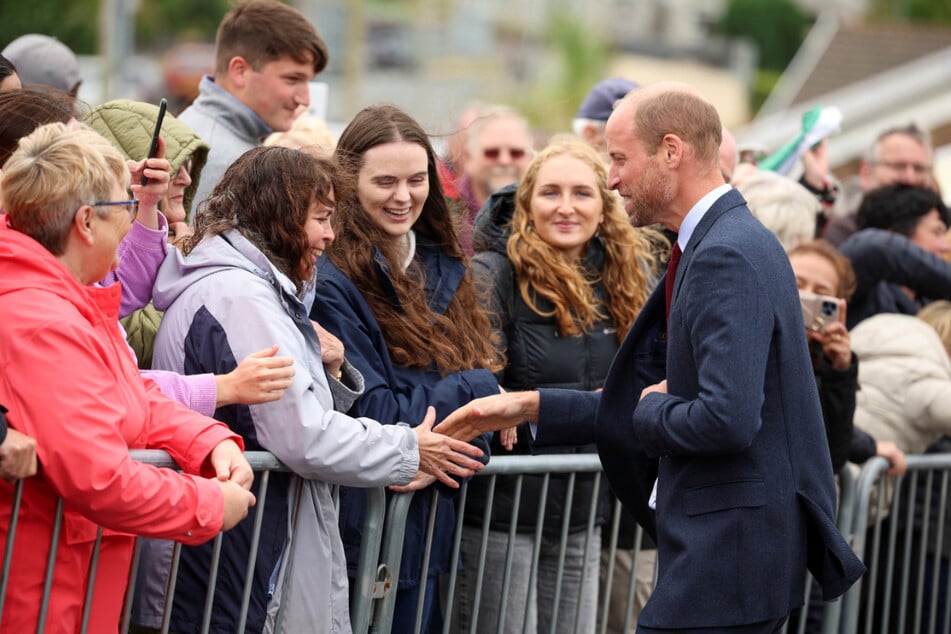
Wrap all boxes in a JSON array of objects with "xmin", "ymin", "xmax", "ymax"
[
  {"xmin": 141, "ymin": 98, "xmax": 167, "ymax": 186},
  {"xmin": 129, "ymin": 99, "xmax": 171, "ymax": 230}
]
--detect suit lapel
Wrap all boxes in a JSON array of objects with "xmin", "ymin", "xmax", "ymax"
[{"xmin": 671, "ymin": 189, "xmax": 748, "ymax": 306}]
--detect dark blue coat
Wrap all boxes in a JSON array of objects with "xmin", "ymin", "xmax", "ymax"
[
  {"xmin": 839, "ymin": 228, "xmax": 951, "ymax": 328},
  {"xmin": 532, "ymin": 190, "xmax": 865, "ymax": 629},
  {"xmin": 312, "ymin": 241, "xmax": 497, "ymax": 589}
]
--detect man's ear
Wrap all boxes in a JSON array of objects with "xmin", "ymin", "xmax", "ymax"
[
  {"xmin": 662, "ymin": 134, "xmax": 684, "ymax": 168},
  {"xmin": 581, "ymin": 123, "xmax": 601, "ymax": 147},
  {"xmin": 226, "ymin": 56, "xmax": 251, "ymax": 90},
  {"xmin": 73, "ymin": 205, "xmax": 96, "ymax": 246}
]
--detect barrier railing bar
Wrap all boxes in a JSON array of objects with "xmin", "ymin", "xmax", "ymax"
[
  {"xmin": 0, "ymin": 480, "xmax": 24, "ymax": 624},
  {"xmin": 236, "ymin": 468, "xmax": 271, "ymax": 633},
  {"xmin": 37, "ymin": 497, "xmax": 64, "ymax": 634},
  {"xmin": 78, "ymin": 527, "xmax": 104, "ymax": 633}
]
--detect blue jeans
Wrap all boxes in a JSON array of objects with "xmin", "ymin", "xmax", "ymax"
[{"xmin": 450, "ymin": 526, "xmax": 601, "ymax": 634}]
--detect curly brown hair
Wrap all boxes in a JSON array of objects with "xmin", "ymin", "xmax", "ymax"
[
  {"xmin": 330, "ymin": 103, "xmax": 503, "ymax": 374},
  {"xmin": 184, "ymin": 146, "xmax": 337, "ymax": 295},
  {"xmin": 508, "ymin": 135, "xmax": 661, "ymax": 340}
]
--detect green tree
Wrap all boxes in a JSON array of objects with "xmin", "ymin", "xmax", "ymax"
[
  {"xmin": 136, "ymin": 0, "xmax": 232, "ymax": 49},
  {"xmin": 717, "ymin": 0, "xmax": 809, "ymax": 72},
  {"xmin": 868, "ymin": 0, "xmax": 951, "ymax": 22},
  {"xmin": 0, "ymin": 0, "xmax": 99, "ymax": 53}
]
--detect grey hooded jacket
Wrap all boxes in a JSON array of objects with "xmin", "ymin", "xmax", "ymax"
[{"xmin": 143, "ymin": 229, "xmax": 420, "ymax": 633}]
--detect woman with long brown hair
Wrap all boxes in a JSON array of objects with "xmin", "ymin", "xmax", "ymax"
[{"xmin": 312, "ymin": 103, "xmax": 504, "ymax": 632}]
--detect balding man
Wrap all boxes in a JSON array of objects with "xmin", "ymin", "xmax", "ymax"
[{"xmin": 440, "ymin": 82, "xmax": 864, "ymax": 633}]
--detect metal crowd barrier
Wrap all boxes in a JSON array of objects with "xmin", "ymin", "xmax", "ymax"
[
  {"xmin": 839, "ymin": 454, "xmax": 951, "ymax": 634},
  {"xmin": 5, "ymin": 449, "xmax": 947, "ymax": 634}
]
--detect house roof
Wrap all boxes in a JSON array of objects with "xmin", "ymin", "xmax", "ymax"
[{"xmin": 790, "ymin": 20, "xmax": 951, "ymax": 106}]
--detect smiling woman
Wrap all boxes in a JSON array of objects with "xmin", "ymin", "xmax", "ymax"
[
  {"xmin": 456, "ymin": 135, "xmax": 663, "ymax": 633},
  {"xmin": 146, "ymin": 144, "xmax": 485, "ymax": 633},
  {"xmin": 312, "ymin": 103, "xmax": 505, "ymax": 632}
]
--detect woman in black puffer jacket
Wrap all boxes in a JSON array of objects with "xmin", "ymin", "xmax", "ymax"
[{"xmin": 452, "ymin": 136, "xmax": 663, "ymax": 634}]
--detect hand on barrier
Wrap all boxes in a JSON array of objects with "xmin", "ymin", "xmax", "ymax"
[
  {"xmin": 0, "ymin": 428, "xmax": 38, "ymax": 483},
  {"xmin": 209, "ymin": 439, "xmax": 254, "ymax": 490},
  {"xmin": 876, "ymin": 440, "xmax": 908, "ymax": 476},
  {"xmin": 218, "ymin": 479, "xmax": 256, "ymax": 531},
  {"xmin": 215, "ymin": 344, "xmax": 295, "ymax": 407},
  {"xmin": 438, "ymin": 391, "xmax": 540, "ymax": 442},
  {"xmin": 414, "ymin": 406, "xmax": 485, "ymax": 489},
  {"xmin": 390, "ymin": 472, "xmax": 437, "ymax": 493}
]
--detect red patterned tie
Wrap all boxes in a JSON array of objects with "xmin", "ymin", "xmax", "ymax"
[{"xmin": 665, "ymin": 242, "xmax": 682, "ymax": 322}]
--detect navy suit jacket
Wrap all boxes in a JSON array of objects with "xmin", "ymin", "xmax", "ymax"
[{"xmin": 535, "ymin": 189, "xmax": 864, "ymax": 629}]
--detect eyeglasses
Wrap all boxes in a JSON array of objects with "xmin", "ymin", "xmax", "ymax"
[
  {"xmin": 872, "ymin": 160, "xmax": 932, "ymax": 176},
  {"xmin": 483, "ymin": 147, "xmax": 527, "ymax": 161},
  {"xmin": 92, "ymin": 199, "xmax": 139, "ymax": 222}
]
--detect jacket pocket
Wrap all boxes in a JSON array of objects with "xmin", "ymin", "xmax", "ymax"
[{"xmin": 684, "ymin": 479, "xmax": 766, "ymax": 516}]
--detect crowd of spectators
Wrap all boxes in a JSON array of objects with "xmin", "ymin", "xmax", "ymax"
[{"xmin": 1, "ymin": 2, "xmax": 950, "ymax": 633}]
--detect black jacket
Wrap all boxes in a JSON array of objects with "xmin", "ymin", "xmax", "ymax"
[{"xmin": 466, "ymin": 186, "xmax": 615, "ymax": 535}]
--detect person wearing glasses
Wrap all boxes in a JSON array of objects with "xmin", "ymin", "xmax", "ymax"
[
  {"xmin": 0, "ymin": 89, "xmax": 298, "ymax": 433},
  {"xmin": 312, "ymin": 104, "xmax": 504, "ymax": 632},
  {"xmin": 0, "ymin": 121, "xmax": 257, "ymax": 634},
  {"xmin": 85, "ymin": 99, "xmax": 210, "ymax": 247},
  {"xmin": 452, "ymin": 104, "xmax": 534, "ymax": 255},
  {"xmin": 823, "ymin": 123, "xmax": 935, "ymax": 246}
]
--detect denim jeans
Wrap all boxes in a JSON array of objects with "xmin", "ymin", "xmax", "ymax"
[{"xmin": 450, "ymin": 525, "xmax": 601, "ymax": 634}]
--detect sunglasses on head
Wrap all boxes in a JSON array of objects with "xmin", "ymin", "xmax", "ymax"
[{"xmin": 483, "ymin": 147, "xmax": 527, "ymax": 160}]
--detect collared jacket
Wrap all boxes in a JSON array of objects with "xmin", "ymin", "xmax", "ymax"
[
  {"xmin": 312, "ymin": 241, "xmax": 498, "ymax": 589},
  {"xmin": 0, "ymin": 224, "xmax": 236, "ymax": 634},
  {"xmin": 468, "ymin": 185, "xmax": 614, "ymax": 535},
  {"xmin": 179, "ymin": 76, "xmax": 273, "ymax": 207},
  {"xmin": 532, "ymin": 190, "xmax": 865, "ymax": 629},
  {"xmin": 149, "ymin": 229, "xmax": 420, "ymax": 633}
]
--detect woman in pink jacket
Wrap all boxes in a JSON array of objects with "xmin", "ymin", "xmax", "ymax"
[{"xmin": 0, "ymin": 122, "xmax": 257, "ymax": 633}]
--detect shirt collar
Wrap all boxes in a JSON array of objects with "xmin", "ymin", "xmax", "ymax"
[{"xmin": 676, "ymin": 183, "xmax": 733, "ymax": 251}]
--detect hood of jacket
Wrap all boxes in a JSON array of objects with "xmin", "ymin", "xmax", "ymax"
[
  {"xmin": 471, "ymin": 183, "xmax": 518, "ymax": 255},
  {"xmin": 153, "ymin": 228, "xmax": 298, "ymax": 313},
  {"xmin": 851, "ymin": 312, "xmax": 951, "ymax": 371},
  {"xmin": 84, "ymin": 99, "xmax": 209, "ymax": 220}
]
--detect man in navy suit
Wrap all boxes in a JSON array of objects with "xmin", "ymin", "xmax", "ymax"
[{"xmin": 442, "ymin": 82, "xmax": 864, "ymax": 632}]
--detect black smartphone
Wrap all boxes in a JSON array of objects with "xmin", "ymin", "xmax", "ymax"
[{"xmin": 141, "ymin": 98, "xmax": 168, "ymax": 186}]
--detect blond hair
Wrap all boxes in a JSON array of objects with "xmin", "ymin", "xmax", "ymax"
[
  {"xmin": 2, "ymin": 122, "xmax": 127, "ymax": 254},
  {"xmin": 735, "ymin": 170, "xmax": 819, "ymax": 252},
  {"xmin": 508, "ymin": 135, "xmax": 660, "ymax": 339},
  {"xmin": 918, "ymin": 300, "xmax": 951, "ymax": 354},
  {"xmin": 264, "ymin": 115, "xmax": 335, "ymax": 157}
]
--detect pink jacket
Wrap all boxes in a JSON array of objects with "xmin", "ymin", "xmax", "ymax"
[{"xmin": 0, "ymin": 224, "xmax": 242, "ymax": 633}]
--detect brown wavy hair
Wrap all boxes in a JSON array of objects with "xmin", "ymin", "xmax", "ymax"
[
  {"xmin": 330, "ymin": 103, "xmax": 503, "ymax": 374},
  {"xmin": 183, "ymin": 146, "xmax": 338, "ymax": 295},
  {"xmin": 508, "ymin": 135, "xmax": 661, "ymax": 340}
]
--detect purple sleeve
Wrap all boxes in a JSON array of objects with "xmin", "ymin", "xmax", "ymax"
[
  {"xmin": 99, "ymin": 215, "xmax": 170, "ymax": 317},
  {"xmin": 141, "ymin": 370, "xmax": 218, "ymax": 417}
]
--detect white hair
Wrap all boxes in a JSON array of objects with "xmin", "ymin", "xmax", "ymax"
[{"xmin": 735, "ymin": 170, "xmax": 820, "ymax": 252}]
